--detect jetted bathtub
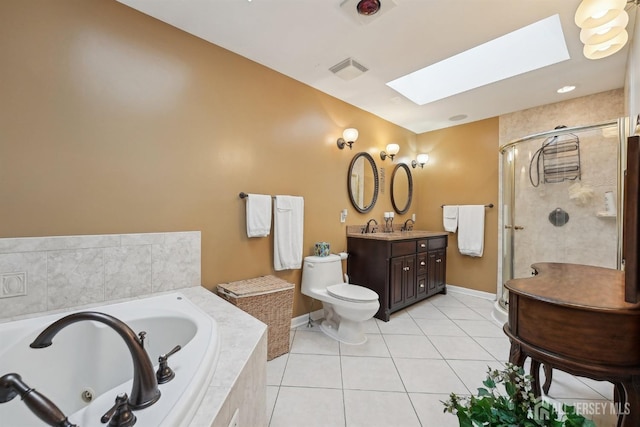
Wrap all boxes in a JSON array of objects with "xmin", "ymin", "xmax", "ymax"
[{"xmin": 0, "ymin": 292, "xmax": 219, "ymax": 426}]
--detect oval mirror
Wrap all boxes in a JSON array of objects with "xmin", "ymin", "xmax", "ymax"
[
  {"xmin": 347, "ymin": 152, "xmax": 379, "ymax": 213},
  {"xmin": 391, "ymin": 163, "xmax": 413, "ymax": 214}
]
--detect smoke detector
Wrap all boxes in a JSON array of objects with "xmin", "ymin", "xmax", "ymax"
[
  {"xmin": 329, "ymin": 58, "xmax": 369, "ymax": 81},
  {"xmin": 340, "ymin": 0, "xmax": 397, "ymax": 25}
]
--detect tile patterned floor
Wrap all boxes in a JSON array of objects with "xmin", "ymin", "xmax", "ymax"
[{"xmin": 266, "ymin": 292, "xmax": 618, "ymax": 427}]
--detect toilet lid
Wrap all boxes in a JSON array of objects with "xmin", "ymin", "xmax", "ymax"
[{"xmin": 327, "ymin": 284, "xmax": 378, "ymax": 303}]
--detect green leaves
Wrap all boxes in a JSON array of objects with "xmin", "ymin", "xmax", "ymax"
[{"xmin": 441, "ymin": 363, "xmax": 595, "ymax": 427}]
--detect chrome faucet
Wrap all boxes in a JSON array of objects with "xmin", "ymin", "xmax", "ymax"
[
  {"xmin": 0, "ymin": 372, "xmax": 77, "ymax": 427},
  {"xmin": 401, "ymin": 218, "xmax": 415, "ymax": 231},
  {"xmin": 363, "ymin": 218, "xmax": 378, "ymax": 234},
  {"xmin": 30, "ymin": 312, "xmax": 161, "ymax": 410}
]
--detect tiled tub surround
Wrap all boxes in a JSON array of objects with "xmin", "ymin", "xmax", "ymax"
[
  {"xmin": 0, "ymin": 231, "xmax": 268, "ymax": 427},
  {"xmin": 0, "ymin": 231, "xmax": 201, "ymax": 319}
]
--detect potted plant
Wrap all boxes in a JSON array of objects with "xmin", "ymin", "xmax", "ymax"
[{"xmin": 442, "ymin": 363, "xmax": 596, "ymax": 427}]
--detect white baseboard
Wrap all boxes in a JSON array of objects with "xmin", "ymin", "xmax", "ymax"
[
  {"xmin": 290, "ymin": 309, "xmax": 324, "ymax": 329},
  {"xmin": 446, "ymin": 284, "xmax": 497, "ymax": 301}
]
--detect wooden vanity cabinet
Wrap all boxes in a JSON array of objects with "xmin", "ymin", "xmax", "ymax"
[
  {"xmin": 389, "ymin": 254, "xmax": 416, "ymax": 311},
  {"xmin": 427, "ymin": 234, "xmax": 447, "ymax": 295},
  {"xmin": 347, "ymin": 234, "xmax": 448, "ymax": 321}
]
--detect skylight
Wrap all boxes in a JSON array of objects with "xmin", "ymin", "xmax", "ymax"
[{"xmin": 386, "ymin": 14, "xmax": 570, "ymax": 105}]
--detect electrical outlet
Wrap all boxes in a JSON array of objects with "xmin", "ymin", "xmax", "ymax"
[{"xmin": 340, "ymin": 209, "xmax": 348, "ymax": 223}]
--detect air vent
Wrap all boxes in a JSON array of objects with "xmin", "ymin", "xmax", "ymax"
[{"xmin": 329, "ymin": 58, "xmax": 368, "ymax": 81}]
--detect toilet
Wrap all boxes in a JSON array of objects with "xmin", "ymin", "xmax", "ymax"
[{"xmin": 301, "ymin": 254, "xmax": 379, "ymax": 345}]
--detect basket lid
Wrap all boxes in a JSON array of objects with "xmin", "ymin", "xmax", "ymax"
[{"xmin": 218, "ymin": 275, "xmax": 294, "ymax": 297}]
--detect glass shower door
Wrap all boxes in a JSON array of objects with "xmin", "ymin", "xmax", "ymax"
[
  {"xmin": 500, "ymin": 121, "xmax": 623, "ymax": 309},
  {"xmin": 500, "ymin": 146, "xmax": 515, "ymax": 308}
]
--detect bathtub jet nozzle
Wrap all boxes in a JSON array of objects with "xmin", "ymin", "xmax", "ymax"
[
  {"xmin": 0, "ymin": 372, "xmax": 77, "ymax": 427},
  {"xmin": 29, "ymin": 311, "xmax": 161, "ymax": 410}
]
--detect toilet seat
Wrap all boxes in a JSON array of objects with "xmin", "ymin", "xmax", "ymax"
[{"xmin": 327, "ymin": 284, "xmax": 378, "ymax": 303}]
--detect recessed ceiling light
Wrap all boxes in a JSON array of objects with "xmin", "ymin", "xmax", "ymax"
[
  {"xmin": 557, "ymin": 85, "xmax": 576, "ymax": 94},
  {"xmin": 449, "ymin": 114, "xmax": 468, "ymax": 121},
  {"xmin": 386, "ymin": 14, "xmax": 570, "ymax": 105}
]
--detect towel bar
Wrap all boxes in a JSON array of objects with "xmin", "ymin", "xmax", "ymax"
[
  {"xmin": 239, "ymin": 192, "xmax": 275, "ymax": 199},
  {"xmin": 440, "ymin": 203, "xmax": 494, "ymax": 208}
]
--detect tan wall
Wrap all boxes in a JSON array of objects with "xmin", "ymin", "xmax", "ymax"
[
  {"xmin": 414, "ymin": 119, "xmax": 500, "ymax": 293},
  {"xmin": 0, "ymin": 0, "xmax": 417, "ymax": 318}
]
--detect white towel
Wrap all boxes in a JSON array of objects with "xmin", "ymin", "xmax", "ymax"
[
  {"xmin": 442, "ymin": 205, "xmax": 459, "ymax": 232},
  {"xmin": 457, "ymin": 205, "xmax": 485, "ymax": 257},
  {"xmin": 273, "ymin": 195, "xmax": 304, "ymax": 271},
  {"xmin": 246, "ymin": 194, "xmax": 272, "ymax": 238}
]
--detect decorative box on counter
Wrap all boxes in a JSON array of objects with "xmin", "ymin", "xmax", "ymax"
[{"xmin": 217, "ymin": 275, "xmax": 294, "ymax": 360}]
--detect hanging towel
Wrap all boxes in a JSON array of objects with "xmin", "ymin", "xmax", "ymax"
[
  {"xmin": 246, "ymin": 194, "xmax": 272, "ymax": 238},
  {"xmin": 457, "ymin": 205, "xmax": 485, "ymax": 257},
  {"xmin": 273, "ymin": 195, "xmax": 304, "ymax": 271},
  {"xmin": 442, "ymin": 205, "xmax": 459, "ymax": 232}
]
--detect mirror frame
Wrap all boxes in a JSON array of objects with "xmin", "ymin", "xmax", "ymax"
[
  {"xmin": 347, "ymin": 152, "xmax": 379, "ymax": 213},
  {"xmin": 390, "ymin": 163, "xmax": 413, "ymax": 214}
]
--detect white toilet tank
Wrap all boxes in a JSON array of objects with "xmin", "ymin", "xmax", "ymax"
[{"xmin": 301, "ymin": 255, "xmax": 344, "ymax": 293}]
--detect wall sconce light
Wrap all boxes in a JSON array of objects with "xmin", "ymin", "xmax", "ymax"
[
  {"xmin": 411, "ymin": 153, "xmax": 430, "ymax": 168},
  {"xmin": 337, "ymin": 128, "xmax": 359, "ymax": 150},
  {"xmin": 574, "ymin": 0, "xmax": 635, "ymax": 59},
  {"xmin": 380, "ymin": 143, "xmax": 400, "ymax": 161}
]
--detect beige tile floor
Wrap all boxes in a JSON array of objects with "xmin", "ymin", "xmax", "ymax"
[{"xmin": 266, "ymin": 292, "xmax": 618, "ymax": 427}]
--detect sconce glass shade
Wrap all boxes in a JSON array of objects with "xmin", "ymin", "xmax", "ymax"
[
  {"xmin": 583, "ymin": 29, "xmax": 628, "ymax": 59},
  {"xmin": 380, "ymin": 143, "xmax": 400, "ymax": 161},
  {"xmin": 386, "ymin": 143, "xmax": 400, "ymax": 156},
  {"xmin": 411, "ymin": 153, "xmax": 429, "ymax": 168},
  {"xmin": 580, "ymin": 9, "xmax": 628, "ymax": 45},
  {"xmin": 574, "ymin": 0, "xmax": 625, "ymax": 29},
  {"xmin": 343, "ymin": 128, "xmax": 359, "ymax": 142},
  {"xmin": 417, "ymin": 153, "xmax": 429, "ymax": 164},
  {"xmin": 337, "ymin": 127, "xmax": 359, "ymax": 150}
]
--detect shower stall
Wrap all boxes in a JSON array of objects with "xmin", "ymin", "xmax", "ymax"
[{"xmin": 496, "ymin": 119, "xmax": 628, "ymax": 317}]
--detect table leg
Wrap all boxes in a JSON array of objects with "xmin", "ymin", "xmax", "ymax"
[
  {"xmin": 530, "ymin": 359, "xmax": 542, "ymax": 397},
  {"xmin": 542, "ymin": 364, "xmax": 553, "ymax": 395},
  {"xmin": 508, "ymin": 341, "xmax": 526, "ymax": 366},
  {"xmin": 619, "ymin": 376, "xmax": 640, "ymax": 427}
]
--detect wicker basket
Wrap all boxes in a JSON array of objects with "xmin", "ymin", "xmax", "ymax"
[{"xmin": 217, "ymin": 275, "xmax": 294, "ymax": 360}]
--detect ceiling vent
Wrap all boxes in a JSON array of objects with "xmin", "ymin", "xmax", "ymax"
[
  {"xmin": 329, "ymin": 58, "xmax": 369, "ymax": 81},
  {"xmin": 340, "ymin": 0, "xmax": 397, "ymax": 25}
]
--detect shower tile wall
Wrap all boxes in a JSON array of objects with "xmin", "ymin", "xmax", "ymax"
[
  {"xmin": 0, "ymin": 231, "xmax": 201, "ymax": 320},
  {"xmin": 498, "ymin": 89, "xmax": 624, "ymax": 280}
]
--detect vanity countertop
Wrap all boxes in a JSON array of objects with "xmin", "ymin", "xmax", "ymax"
[{"xmin": 346, "ymin": 230, "xmax": 448, "ymax": 241}]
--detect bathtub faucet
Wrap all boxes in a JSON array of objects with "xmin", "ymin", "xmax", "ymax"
[
  {"xmin": 29, "ymin": 311, "xmax": 161, "ymax": 410},
  {"xmin": 0, "ymin": 372, "xmax": 77, "ymax": 427}
]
